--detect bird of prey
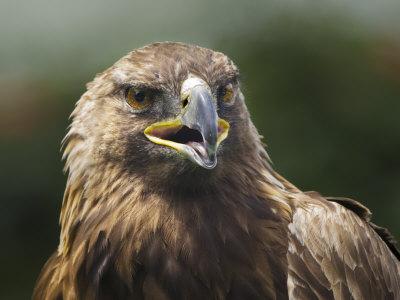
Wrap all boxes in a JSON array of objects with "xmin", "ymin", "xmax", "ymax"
[{"xmin": 33, "ymin": 42, "xmax": 400, "ymax": 300}]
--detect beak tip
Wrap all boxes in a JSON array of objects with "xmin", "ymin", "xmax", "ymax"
[{"xmin": 200, "ymin": 157, "xmax": 217, "ymax": 169}]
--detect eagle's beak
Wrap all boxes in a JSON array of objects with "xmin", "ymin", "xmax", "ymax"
[{"xmin": 144, "ymin": 77, "xmax": 229, "ymax": 169}]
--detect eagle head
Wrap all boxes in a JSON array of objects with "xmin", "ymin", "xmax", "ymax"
[{"xmin": 64, "ymin": 42, "xmax": 265, "ymax": 192}]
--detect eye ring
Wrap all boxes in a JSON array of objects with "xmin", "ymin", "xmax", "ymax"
[
  {"xmin": 218, "ymin": 83, "xmax": 234, "ymax": 105},
  {"xmin": 125, "ymin": 87, "xmax": 152, "ymax": 110}
]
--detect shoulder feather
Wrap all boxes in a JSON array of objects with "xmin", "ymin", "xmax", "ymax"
[
  {"xmin": 326, "ymin": 196, "xmax": 400, "ymax": 260},
  {"xmin": 287, "ymin": 191, "xmax": 400, "ymax": 299}
]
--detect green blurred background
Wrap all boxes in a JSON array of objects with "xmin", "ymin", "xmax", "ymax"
[{"xmin": 1, "ymin": 0, "xmax": 400, "ymax": 299}]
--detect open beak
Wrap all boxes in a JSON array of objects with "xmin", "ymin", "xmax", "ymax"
[{"xmin": 144, "ymin": 77, "xmax": 229, "ymax": 169}]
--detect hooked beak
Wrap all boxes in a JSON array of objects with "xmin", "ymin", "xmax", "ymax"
[{"xmin": 144, "ymin": 77, "xmax": 229, "ymax": 169}]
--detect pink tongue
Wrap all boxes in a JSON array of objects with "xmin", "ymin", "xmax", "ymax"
[{"xmin": 187, "ymin": 141, "xmax": 208, "ymax": 158}]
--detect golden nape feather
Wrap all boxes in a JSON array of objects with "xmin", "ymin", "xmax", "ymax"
[{"xmin": 33, "ymin": 42, "xmax": 400, "ymax": 300}]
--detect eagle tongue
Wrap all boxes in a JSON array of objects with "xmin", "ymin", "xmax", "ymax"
[{"xmin": 188, "ymin": 141, "xmax": 208, "ymax": 158}]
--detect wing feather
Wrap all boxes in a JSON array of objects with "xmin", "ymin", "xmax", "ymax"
[{"xmin": 287, "ymin": 193, "xmax": 400, "ymax": 300}]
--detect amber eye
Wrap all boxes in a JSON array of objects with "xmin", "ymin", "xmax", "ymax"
[
  {"xmin": 126, "ymin": 88, "xmax": 152, "ymax": 109},
  {"xmin": 218, "ymin": 83, "xmax": 234, "ymax": 103}
]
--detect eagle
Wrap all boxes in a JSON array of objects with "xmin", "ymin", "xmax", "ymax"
[{"xmin": 33, "ymin": 42, "xmax": 400, "ymax": 300}]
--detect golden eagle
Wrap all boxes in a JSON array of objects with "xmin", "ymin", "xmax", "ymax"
[{"xmin": 33, "ymin": 42, "xmax": 400, "ymax": 300}]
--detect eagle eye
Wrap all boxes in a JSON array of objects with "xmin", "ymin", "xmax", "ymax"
[
  {"xmin": 218, "ymin": 83, "xmax": 234, "ymax": 104},
  {"xmin": 126, "ymin": 87, "xmax": 152, "ymax": 110}
]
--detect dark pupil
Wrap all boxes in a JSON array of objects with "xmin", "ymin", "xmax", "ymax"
[
  {"xmin": 135, "ymin": 91, "xmax": 146, "ymax": 102},
  {"xmin": 218, "ymin": 86, "xmax": 227, "ymax": 99}
]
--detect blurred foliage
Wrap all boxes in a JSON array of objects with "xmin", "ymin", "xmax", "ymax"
[{"xmin": 1, "ymin": 1, "xmax": 400, "ymax": 299}]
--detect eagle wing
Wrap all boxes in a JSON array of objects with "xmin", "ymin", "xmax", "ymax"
[{"xmin": 287, "ymin": 192, "xmax": 400, "ymax": 299}]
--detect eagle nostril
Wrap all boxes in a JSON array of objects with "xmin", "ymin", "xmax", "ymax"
[{"xmin": 182, "ymin": 97, "xmax": 189, "ymax": 109}]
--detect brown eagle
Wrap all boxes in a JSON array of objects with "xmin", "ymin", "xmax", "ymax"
[{"xmin": 33, "ymin": 42, "xmax": 400, "ymax": 300}]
